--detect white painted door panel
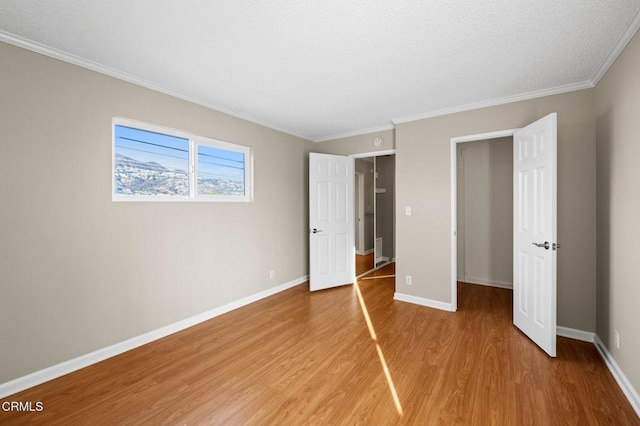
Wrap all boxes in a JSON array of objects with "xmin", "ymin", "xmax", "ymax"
[
  {"xmin": 309, "ymin": 153, "xmax": 354, "ymax": 291},
  {"xmin": 513, "ymin": 113, "xmax": 557, "ymax": 357}
]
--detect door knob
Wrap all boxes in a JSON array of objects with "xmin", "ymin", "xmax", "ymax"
[
  {"xmin": 311, "ymin": 228, "xmax": 323, "ymax": 234},
  {"xmin": 532, "ymin": 241, "xmax": 550, "ymax": 250}
]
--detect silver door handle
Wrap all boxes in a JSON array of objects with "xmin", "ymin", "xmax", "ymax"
[
  {"xmin": 311, "ymin": 228, "xmax": 323, "ymax": 234},
  {"xmin": 532, "ymin": 241, "xmax": 550, "ymax": 250}
]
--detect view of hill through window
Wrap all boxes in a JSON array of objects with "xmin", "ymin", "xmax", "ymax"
[{"xmin": 114, "ymin": 125, "xmax": 245, "ymax": 197}]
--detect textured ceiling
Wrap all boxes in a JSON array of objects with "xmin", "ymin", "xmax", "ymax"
[{"xmin": 1, "ymin": 1, "xmax": 640, "ymax": 141}]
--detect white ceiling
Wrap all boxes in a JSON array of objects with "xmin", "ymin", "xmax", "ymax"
[{"xmin": 1, "ymin": 1, "xmax": 640, "ymax": 142}]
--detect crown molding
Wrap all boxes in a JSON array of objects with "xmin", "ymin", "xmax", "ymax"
[
  {"xmin": 314, "ymin": 123, "xmax": 395, "ymax": 143},
  {"xmin": 350, "ymin": 149, "xmax": 396, "ymax": 158},
  {"xmin": 591, "ymin": 9, "xmax": 640, "ymax": 85},
  {"xmin": 0, "ymin": 30, "xmax": 313, "ymax": 142},
  {"xmin": 391, "ymin": 80, "xmax": 594, "ymax": 126},
  {"xmin": 4, "ymin": 15, "xmax": 637, "ymax": 143}
]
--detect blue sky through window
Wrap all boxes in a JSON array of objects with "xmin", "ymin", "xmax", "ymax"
[
  {"xmin": 115, "ymin": 125, "xmax": 189, "ymax": 172},
  {"xmin": 114, "ymin": 122, "xmax": 248, "ymax": 198},
  {"xmin": 197, "ymin": 145, "xmax": 245, "ymax": 183}
]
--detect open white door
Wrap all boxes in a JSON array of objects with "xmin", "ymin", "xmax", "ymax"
[
  {"xmin": 309, "ymin": 153, "xmax": 355, "ymax": 291},
  {"xmin": 513, "ymin": 113, "xmax": 558, "ymax": 357}
]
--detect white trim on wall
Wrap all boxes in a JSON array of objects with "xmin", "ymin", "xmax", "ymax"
[
  {"xmin": 316, "ymin": 124, "xmax": 395, "ymax": 143},
  {"xmin": 591, "ymin": 10, "xmax": 640, "ymax": 85},
  {"xmin": 0, "ymin": 30, "xmax": 311, "ymax": 142},
  {"xmin": 450, "ymin": 139, "xmax": 458, "ymax": 311},
  {"xmin": 0, "ymin": 275, "xmax": 309, "ymax": 399},
  {"xmin": 396, "ymin": 285, "xmax": 639, "ymax": 417},
  {"xmin": 356, "ymin": 248, "xmax": 375, "ymax": 256},
  {"xmin": 556, "ymin": 326, "xmax": 595, "ymax": 342},
  {"xmin": 394, "ymin": 292, "xmax": 455, "ymax": 312},
  {"xmin": 463, "ymin": 277, "xmax": 513, "ymax": 290},
  {"xmin": 450, "ymin": 129, "xmax": 519, "ymax": 312},
  {"xmin": 355, "ymin": 172, "xmax": 365, "ymax": 254},
  {"xmin": 4, "ymin": 7, "xmax": 640, "ymax": 144},
  {"xmin": 350, "ymin": 149, "xmax": 396, "ymax": 158},
  {"xmin": 594, "ymin": 335, "xmax": 640, "ymax": 418},
  {"xmin": 391, "ymin": 83, "xmax": 593, "ymax": 126}
]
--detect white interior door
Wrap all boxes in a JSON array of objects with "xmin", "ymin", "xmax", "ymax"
[
  {"xmin": 309, "ymin": 153, "xmax": 355, "ymax": 291},
  {"xmin": 513, "ymin": 113, "xmax": 558, "ymax": 357}
]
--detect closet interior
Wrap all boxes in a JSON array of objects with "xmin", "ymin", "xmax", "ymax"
[{"xmin": 354, "ymin": 155, "xmax": 395, "ymax": 277}]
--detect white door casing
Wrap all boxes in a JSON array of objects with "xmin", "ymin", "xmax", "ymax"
[
  {"xmin": 456, "ymin": 146, "xmax": 466, "ymax": 281},
  {"xmin": 309, "ymin": 153, "xmax": 355, "ymax": 291},
  {"xmin": 451, "ymin": 128, "xmax": 519, "ymax": 311},
  {"xmin": 513, "ymin": 113, "xmax": 558, "ymax": 357},
  {"xmin": 356, "ymin": 172, "xmax": 365, "ymax": 254}
]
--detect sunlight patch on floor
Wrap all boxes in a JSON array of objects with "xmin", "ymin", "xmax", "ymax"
[
  {"xmin": 354, "ymin": 281, "xmax": 403, "ymax": 416},
  {"xmin": 361, "ymin": 274, "xmax": 396, "ymax": 280}
]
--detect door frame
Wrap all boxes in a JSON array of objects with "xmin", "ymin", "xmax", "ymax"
[
  {"xmin": 351, "ymin": 149, "xmax": 396, "ymax": 159},
  {"xmin": 355, "ymin": 172, "xmax": 365, "ymax": 254},
  {"xmin": 351, "ymin": 149, "xmax": 396, "ymax": 275},
  {"xmin": 450, "ymin": 129, "xmax": 519, "ymax": 312},
  {"xmin": 456, "ymin": 145, "xmax": 465, "ymax": 282}
]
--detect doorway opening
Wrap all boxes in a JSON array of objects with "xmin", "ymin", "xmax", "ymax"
[
  {"xmin": 353, "ymin": 151, "xmax": 395, "ymax": 278},
  {"xmin": 450, "ymin": 113, "xmax": 558, "ymax": 357},
  {"xmin": 455, "ymin": 136, "xmax": 514, "ymax": 311},
  {"xmin": 450, "ymin": 129, "xmax": 518, "ymax": 311}
]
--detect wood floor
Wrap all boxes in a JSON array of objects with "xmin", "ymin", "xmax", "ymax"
[
  {"xmin": 356, "ymin": 252, "xmax": 374, "ymax": 276},
  {"xmin": 1, "ymin": 264, "xmax": 638, "ymax": 425}
]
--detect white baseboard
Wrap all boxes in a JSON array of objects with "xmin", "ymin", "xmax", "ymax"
[
  {"xmin": 394, "ymin": 292, "xmax": 454, "ymax": 312},
  {"xmin": 556, "ymin": 326, "xmax": 595, "ymax": 342},
  {"xmin": 463, "ymin": 276, "xmax": 513, "ymax": 289},
  {"xmin": 0, "ymin": 275, "xmax": 309, "ymax": 399},
  {"xmin": 356, "ymin": 249, "xmax": 374, "ymax": 256},
  {"xmin": 594, "ymin": 335, "xmax": 640, "ymax": 418}
]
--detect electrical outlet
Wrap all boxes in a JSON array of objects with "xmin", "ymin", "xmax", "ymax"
[
  {"xmin": 269, "ymin": 270, "xmax": 275, "ymax": 280},
  {"xmin": 405, "ymin": 275, "xmax": 412, "ymax": 285},
  {"xmin": 614, "ymin": 330, "xmax": 620, "ymax": 349}
]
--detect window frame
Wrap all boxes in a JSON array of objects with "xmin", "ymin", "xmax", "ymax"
[{"xmin": 112, "ymin": 117, "xmax": 252, "ymax": 202}]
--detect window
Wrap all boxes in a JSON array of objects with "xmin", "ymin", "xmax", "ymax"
[{"xmin": 113, "ymin": 118, "xmax": 251, "ymax": 202}]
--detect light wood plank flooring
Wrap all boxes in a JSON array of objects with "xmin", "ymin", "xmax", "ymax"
[
  {"xmin": 356, "ymin": 253, "xmax": 374, "ymax": 276},
  {"xmin": 1, "ymin": 264, "xmax": 638, "ymax": 424}
]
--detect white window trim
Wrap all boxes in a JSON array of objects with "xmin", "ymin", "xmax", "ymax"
[{"xmin": 112, "ymin": 117, "xmax": 252, "ymax": 202}]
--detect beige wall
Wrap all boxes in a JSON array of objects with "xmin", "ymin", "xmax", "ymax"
[
  {"xmin": 457, "ymin": 137, "xmax": 513, "ymax": 287},
  {"xmin": 314, "ymin": 129, "xmax": 395, "ymax": 156},
  {"xmin": 0, "ymin": 42, "xmax": 315, "ymax": 384},
  {"xmin": 319, "ymin": 90, "xmax": 596, "ymax": 332},
  {"xmin": 6, "ymin": 27, "xmax": 631, "ymax": 394},
  {"xmin": 395, "ymin": 90, "xmax": 596, "ymax": 332},
  {"xmin": 595, "ymin": 29, "xmax": 640, "ymax": 395}
]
